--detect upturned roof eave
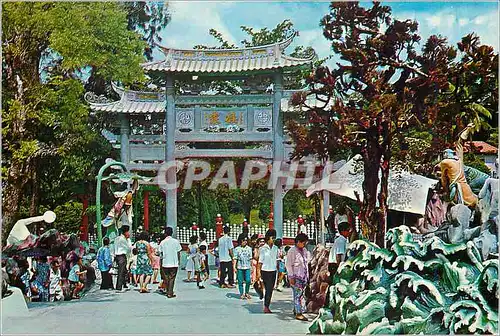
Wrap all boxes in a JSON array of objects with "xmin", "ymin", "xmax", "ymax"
[{"xmin": 156, "ymin": 34, "xmax": 296, "ymax": 55}]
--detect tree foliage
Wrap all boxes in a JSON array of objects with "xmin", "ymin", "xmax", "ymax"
[
  {"xmin": 123, "ymin": 2, "xmax": 171, "ymax": 61},
  {"xmin": 287, "ymin": 2, "xmax": 497, "ymax": 246},
  {"xmin": 2, "ymin": 2, "xmax": 147, "ymax": 242}
]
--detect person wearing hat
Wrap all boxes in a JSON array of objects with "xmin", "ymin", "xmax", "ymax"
[{"xmin": 256, "ymin": 229, "xmax": 279, "ymax": 313}]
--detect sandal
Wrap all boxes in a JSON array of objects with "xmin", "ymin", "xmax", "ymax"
[{"xmin": 295, "ymin": 314, "xmax": 309, "ymax": 321}]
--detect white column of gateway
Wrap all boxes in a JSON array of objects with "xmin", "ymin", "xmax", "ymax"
[
  {"xmin": 272, "ymin": 72, "xmax": 284, "ymax": 238},
  {"xmin": 165, "ymin": 75, "xmax": 178, "ymax": 237}
]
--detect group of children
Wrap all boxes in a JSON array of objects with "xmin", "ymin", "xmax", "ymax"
[
  {"xmin": 3, "ymin": 254, "xmax": 89, "ymax": 302},
  {"xmin": 182, "ymin": 234, "xmax": 210, "ymax": 289}
]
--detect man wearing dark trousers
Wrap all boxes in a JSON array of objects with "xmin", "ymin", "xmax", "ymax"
[
  {"xmin": 114, "ymin": 226, "xmax": 132, "ymax": 292},
  {"xmin": 256, "ymin": 229, "xmax": 278, "ymax": 314},
  {"xmin": 159, "ymin": 227, "xmax": 182, "ymax": 298},
  {"xmin": 218, "ymin": 226, "xmax": 235, "ymax": 288}
]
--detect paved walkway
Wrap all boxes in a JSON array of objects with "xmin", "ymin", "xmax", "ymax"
[{"xmin": 2, "ymin": 276, "xmax": 313, "ymax": 334}]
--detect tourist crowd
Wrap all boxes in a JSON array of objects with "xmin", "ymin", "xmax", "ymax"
[
  {"xmin": 3, "ymin": 219, "xmax": 351, "ymax": 323},
  {"xmin": 93, "ymin": 220, "xmax": 351, "ymax": 322}
]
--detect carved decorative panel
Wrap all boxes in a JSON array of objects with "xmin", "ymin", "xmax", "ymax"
[
  {"xmin": 254, "ymin": 108, "xmax": 273, "ymax": 127},
  {"xmin": 176, "ymin": 108, "xmax": 195, "ymax": 129}
]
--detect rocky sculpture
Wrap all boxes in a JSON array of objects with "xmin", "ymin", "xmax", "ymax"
[
  {"xmin": 306, "ymin": 244, "xmax": 331, "ymax": 314},
  {"xmin": 478, "ymin": 176, "xmax": 499, "ymax": 224},
  {"xmin": 310, "ymin": 226, "xmax": 498, "ymax": 334}
]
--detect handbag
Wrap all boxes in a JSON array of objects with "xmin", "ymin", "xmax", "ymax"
[
  {"xmin": 253, "ymin": 280, "xmax": 264, "ymax": 299},
  {"xmin": 304, "ymin": 283, "xmax": 312, "ymax": 299}
]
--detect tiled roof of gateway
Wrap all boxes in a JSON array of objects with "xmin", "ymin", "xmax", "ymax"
[
  {"xmin": 86, "ymin": 83, "xmax": 165, "ymax": 113},
  {"xmin": 142, "ymin": 34, "xmax": 314, "ymax": 73},
  {"xmin": 87, "ymin": 85, "xmax": 331, "ymax": 114}
]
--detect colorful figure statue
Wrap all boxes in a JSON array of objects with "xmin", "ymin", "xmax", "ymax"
[
  {"xmin": 102, "ymin": 179, "xmax": 139, "ymax": 241},
  {"xmin": 417, "ymin": 191, "xmax": 448, "ymax": 234},
  {"xmin": 438, "ymin": 124, "xmax": 478, "ymax": 207},
  {"xmin": 464, "ymin": 166, "xmax": 490, "ymax": 194}
]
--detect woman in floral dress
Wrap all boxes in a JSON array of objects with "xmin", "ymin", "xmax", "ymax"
[
  {"xmin": 134, "ymin": 231, "xmax": 154, "ymax": 293},
  {"xmin": 32, "ymin": 256, "xmax": 50, "ymax": 301}
]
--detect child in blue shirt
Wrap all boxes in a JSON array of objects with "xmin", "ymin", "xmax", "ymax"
[{"xmin": 68, "ymin": 257, "xmax": 86, "ymax": 299}]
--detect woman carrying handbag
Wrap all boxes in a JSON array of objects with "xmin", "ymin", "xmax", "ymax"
[{"xmin": 285, "ymin": 233, "xmax": 312, "ymax": 321}]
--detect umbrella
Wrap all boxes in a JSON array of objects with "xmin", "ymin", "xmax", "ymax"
[
  {"xmin": 307, "ymin": 155, "xmax": 437, "ymax": 215},
  {"xmin": 16, "ymin": 247, "xmax": 50, "ymax": 258}
]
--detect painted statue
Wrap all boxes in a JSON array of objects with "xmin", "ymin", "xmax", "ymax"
[
  {"xmin": 418, "ymin": 190, "xmax": 448, "ymax": 234},
  {"xmin": 473, "ymin": 218, "xmax": 498, "ymax": 260},
  {"xmin": 438, "ymin": 124, "xmax": 478, "ymax": 207},
  {"xmin": 7, "ymin": 211, "xmax": 56, "ymax": 245},
  {"xmin": 102, "ymin": 179, "xmax": 138, "ymax": 241},
  {"xmin": 464, "ymin": 165, "xmax": 490, "ymax": 195},
  {"xmin": 424, "ymin": 204, "xmax": 473, "ymax": 244}
]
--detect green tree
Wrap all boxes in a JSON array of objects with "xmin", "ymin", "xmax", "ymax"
[
  {"xmin": 487, "ymin": 128, "xmax": 498, "ymax": 146},
  {"xmin": 2, "ymin": 2, "xmax": 146, "ymax": 241},
  {"xmin": 288, "ymin": 2, "xmax": 496, "ymax": 246},
  {"xmin": 123, "ymin": 2, "xmax": 171, "ymax": 61}
]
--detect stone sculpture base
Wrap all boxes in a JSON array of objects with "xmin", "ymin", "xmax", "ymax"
[{"xmin": 2, "ymin": 286, "xmax": 29, "ymax": 318}]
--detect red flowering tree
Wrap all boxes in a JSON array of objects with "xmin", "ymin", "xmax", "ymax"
[{"xmin": 287, "ymin": 2, "xmax": 497, "ymax": 246}]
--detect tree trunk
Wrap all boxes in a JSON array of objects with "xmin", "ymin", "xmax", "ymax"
[
  {"xmin": 360, "ymin": 128, "xmax": 383, "ymax": 244},
  {"xmin": 2, "ymin": 161, "xmax": 29, "ymax": 243},
  {"xmin": 376, "ymin": 120, "xmax": 391, "ymax": 248},
  {"xmin": 29, "ymin": 167, "xmax": 40, "ymax": 216},
  {"xmin": 2, "ymin": 31, "xmax": 44, "ymax": 243},
  {"xmin": 242, "ymin": 204, "xmax": 251, "ymax": 227}
]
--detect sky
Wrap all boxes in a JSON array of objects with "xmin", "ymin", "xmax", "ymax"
[{"xmin": 154, "ymin": 1, "xmax": 498, "ymax": 65}]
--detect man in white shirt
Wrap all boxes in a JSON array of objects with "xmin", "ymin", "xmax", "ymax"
[
  {"xmin": 159, "ymin": 227, "xmax": 182, "ymax": 298},
  {"xmin": 328, "ymin": 222, "xmax": 350, "ymax": 275},
  {"xmin": 256, "ymin": 229, "xmax": 279, "ymax": 314},
  {"xmin": 199, "ymin": 232, "xmax": 210, "ymax": 279},
  {"xmin": 114, "ymin": 226, "xmax": 132, "ymax": 291},
  {"xmin": 218, "ymin": 226, "xmax": 235, "ymax": 288}
]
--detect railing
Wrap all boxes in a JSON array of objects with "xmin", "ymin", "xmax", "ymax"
[
  {"xmin": 86, "ymin": 219, "xmax": 320, "ymax": 246},
  {"xmin": 177, "ymin": 220, "xmax": 318, "ymax": 244}
]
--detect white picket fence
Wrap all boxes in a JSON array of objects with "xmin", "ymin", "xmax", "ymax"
[
  {"xmin": 177, "ymin": 220, "xmax": 317, "ymax": 244},
  {"xmin": 87, "ymin": 219, "xmax": 319, "ymax": 246},
  {"xmin": 177, "ymin": 227, "xmax": 217, "ymax": 245}
]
